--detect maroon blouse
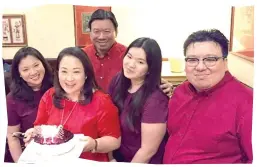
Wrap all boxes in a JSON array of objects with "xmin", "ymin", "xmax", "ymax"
[
  {"xmin": 7, "ymin": 91, "xmax": 43, "ymax": 133},
  {"xmin": 109, "ymin": 73, "xmax": 169, "ymax": 164}
]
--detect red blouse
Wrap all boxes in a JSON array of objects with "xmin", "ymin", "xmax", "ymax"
[{"xmin": 33, "ymin": 87, "xmax": 121, "ymax": 162}]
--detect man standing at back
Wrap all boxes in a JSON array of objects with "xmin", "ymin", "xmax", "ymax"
[
  {"xmin": 82, "ymin": 9, "xmax": 126, "ymax": 92},
  {"xmin": 82, "ymin": 9, "xmax": 172, "ymax": 94},
  {"xmin": 163, "ymin": 29, "xmax": 253, "ymax": 164}
]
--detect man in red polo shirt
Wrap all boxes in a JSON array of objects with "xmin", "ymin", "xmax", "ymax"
[
  {"xmin": 163, "ymin": 29, "xmax": 253, "ymax": 164},
  {"xmin": 82, "ymin": 9, "xmax": 172, "ymax": 94}
]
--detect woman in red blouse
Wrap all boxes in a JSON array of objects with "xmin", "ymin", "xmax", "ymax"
[{"xmin": 24, "ymin": 47, "xmax": 121, "ymax": 162}]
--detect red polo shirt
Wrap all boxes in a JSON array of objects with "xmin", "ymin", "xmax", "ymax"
[
  {"xmin": 163, "ymin": 72, "xmax": 253, "ymax": 164},
  {"xmin": 82, "ymin": 42, "xmax": 127, "ymax": 92}
]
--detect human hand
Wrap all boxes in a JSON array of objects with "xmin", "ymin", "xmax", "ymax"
[
  {"xmin": 23, "ymin": 127, "xmax": 37, "ymax": 147},
  {"xmin": 110, "ymin": 158, "xmax": 117, "ymax": 162},
  {"xmin": 79, "ymin": 136, "xmax": 97, "ymax": 152},
  {"xmin": 160, "ymin": 78, "xmax": 173, "ymax": 96}
]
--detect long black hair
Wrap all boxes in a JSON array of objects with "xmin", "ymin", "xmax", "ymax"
[
  {"xmin": 10, "ymin": 47, "xmax": 53, "ymax": 107},
  {"xmin": 111, "ymin": 37, "xmax": 163, "ymax": 132},
  {"xmin": 53, "ymin": 47, "xmax": 101, "ymax": 109}
]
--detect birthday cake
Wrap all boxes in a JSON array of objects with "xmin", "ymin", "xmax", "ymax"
[{"xmin": 33, "ymin": 125, "xmax": 76, "ymax": 156}]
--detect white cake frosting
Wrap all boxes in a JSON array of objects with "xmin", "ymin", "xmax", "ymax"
[
  {"xmin": 40, "ymin": 125, "xmax": 60, "ymax": 138},
  {"xmin": 33, "ymin": 125, "xmax": 76, "ymax": 156}
]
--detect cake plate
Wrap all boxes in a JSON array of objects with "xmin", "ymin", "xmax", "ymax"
[{"xmin": 18, "ymin": 134, "xmax": 86, "ymax": 164}]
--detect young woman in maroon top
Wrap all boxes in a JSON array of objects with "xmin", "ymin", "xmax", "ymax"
[
  {"xmin": 108, "ymin": 37, "xmax": 169, "ymax": 164},
  {"xmin": 6, "ymin": 47, "xmax": 53, "ymax": 162},
  {"xmin": 24, "ymin": 47, "xmax": 121, "ymax": 162}
]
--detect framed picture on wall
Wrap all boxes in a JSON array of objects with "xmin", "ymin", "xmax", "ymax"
[
  {"xmin": 229, "ymin": 6, "xmax": 254, "ymax": 62},
  {"xmin": 2, "ymin": 14, "xmax": 28, "ymax": 47},
  {"xmin": 73, "ymin": 5, "xmax": 111, "ymax": 48}
]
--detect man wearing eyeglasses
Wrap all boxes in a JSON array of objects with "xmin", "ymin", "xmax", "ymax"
[{"xmin": 163, "ymin": 29, "xmax": 253, "ymax": 164}]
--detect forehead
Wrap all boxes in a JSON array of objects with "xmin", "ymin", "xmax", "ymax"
[
  {"xmin": 186, "ymin": 41, "xmax": 223, "ymax": 57},
  {"xmin": 19, "ymin": 55, "xmax": 41, "ymax": 67},
  {"xmin": 128, "ymin": 47, "xmax": 146, "ymax": 59},
  {"xmin": 59, "ymin": 55, "xmax": 83, "ymax": 68},
  {"xmin": 91, "ymin": 19, "xmax": 115, "ymax": 29}
]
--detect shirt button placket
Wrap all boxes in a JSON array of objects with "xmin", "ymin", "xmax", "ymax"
[{"xmin": 99, "ymin": 60, "xmax": 104, "ymax": 80}]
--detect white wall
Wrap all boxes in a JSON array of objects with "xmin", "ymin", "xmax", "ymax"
[
  {"xmin": 2, "ymin": 4, "xmax": 75, "ymax": 59},
  {"xmin": 112, "ymin": 6, "xmax": 254, "ymax": 87},
  {"xmin": 228, "ymin": 54, "xmax": 254, "ymax": 87},
  {"xmin": 113, "ymin": 6, "xmax": 232, "ymax": 58},
  {"xmin": 3, "ymin": 5, "xmax": 232, "ymax": 59},
  {"xmin": 2, "ymin": 5, "xmax": 254, "ymax": 87}
]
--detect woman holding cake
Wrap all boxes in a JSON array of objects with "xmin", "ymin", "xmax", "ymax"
[
  {"xmin": 108, "ymin": 37, "xmax": 169, "ymax": 163},
  {"xmin": 6, "ymin": 47, "xmax": 53, "ymax": 162},
  {"xmin": 24, "ymin": 47, "xmax": 121, "ymax": 162}
]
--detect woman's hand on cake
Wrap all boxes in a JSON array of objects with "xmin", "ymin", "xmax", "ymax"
[
  {"xmin": 108, "ymin": 152, "xmax": 117, "ymax": 162},
  {"xmin": 80, "ymin": 136, "xmax": 96, "ymax": 152},
  {"xmin": 110, "ymin": 158, "xmax": 117, "ymax": 162},
  {"xmin": 23, "ymin": 128, "xmax": 36, "ymax": 146}
]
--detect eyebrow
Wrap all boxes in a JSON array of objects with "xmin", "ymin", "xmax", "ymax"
[
  {"xmin": 21, "ymin": 62, "xmax": 39, "ymax": 69},
  {"xmin": 186, "ymin": 54, "xmax": 218, "ymax": 58},
  {"xmin": 93, "ymin": 28, "xmax": 111, "ymax": 30},
  {"xmin": 186, "ymin": 55, "xmax": 197, "ymax": 57},
  {"xmin": 60, "ymin": 67, "xmax": 81, "ymax": 70},
  {"xmin": 127, "ymin": 52, "xmax": 146, "ymax": 61},
  {"xmin": 127, "ymin": 52, "xmax": 132, "ymax": 56},
  {"xmin": 136, "ymin": 58, "xmax": 146, "ymax": 62}
]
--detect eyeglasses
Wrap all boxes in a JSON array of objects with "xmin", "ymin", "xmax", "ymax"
[{"xmin": 185, "ymin": 56, "xmax": 225, "ymax": 67}]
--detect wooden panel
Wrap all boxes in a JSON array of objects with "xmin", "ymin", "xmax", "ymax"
[{"xmin": 230, "ymin": 6, "xmax": 254, "ymax": 62}]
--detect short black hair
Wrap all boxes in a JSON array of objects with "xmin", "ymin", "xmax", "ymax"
[
  {"xmin": 88, "ymin": 9, "xmax": 118, "ymax": 32},
  {"xmin": 183, "ymin": 29, "xmax": 229, "ymax": 58}
]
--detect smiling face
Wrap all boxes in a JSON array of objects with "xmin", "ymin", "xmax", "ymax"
[
  {"xmin": 18, "ymin": 55, "xmax": 45, "ymax": 90},
  {"xmin": 123, "ymin": 47, "xmax": 149, "ymax": 83},
  {"xmin": 90, "ymin": 19, "xmax": 116, "ymax": 54},
  {"xmin": 58, "ymin": 55, "xmax": 86, "ymax": 99},
  {"xmin": 185, "ymin": 41, "xmax": 228, "ymax": 91}
]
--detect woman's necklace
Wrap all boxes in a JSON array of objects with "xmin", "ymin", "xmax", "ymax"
[{"xmin": 59, "ymin": 100, "xmax": 78, "ymax": 127}]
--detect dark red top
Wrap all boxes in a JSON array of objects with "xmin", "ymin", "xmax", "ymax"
[
  {"xmin": 109, "ymin": 73, "xmax": 169, "ymax": 163},
  {"xmin": 34, "ymin": 87, "xmax": 121, "ymax": 162},
  {"xmin": 82, "ymin": 42, "xmax": 127, "ymax": 92},
  {"xmin": 7, "ymin": 91, "xmax": 43, "ymax": 133},
  {"xmin": 163, "ymin": 72, "xmax": 253, "ymax": 164}
]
